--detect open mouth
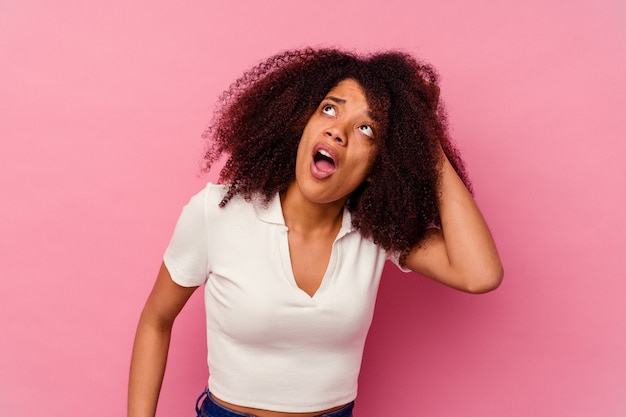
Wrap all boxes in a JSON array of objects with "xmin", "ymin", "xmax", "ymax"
[
  {"xmin": 314, "ymin": 149, "xmax": 336, "ymax": 171},
  {"xmin": 311, "ymin": 146, "xmax": 337, "ymax": 179}
]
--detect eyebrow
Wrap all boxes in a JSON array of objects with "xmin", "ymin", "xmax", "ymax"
[
  {"xmin": 324, "ymin": 96, "xmax": 375, "ymax": 120},
  {"xmin": 326, "ymin": 95, "xmax": 346, "ymax": 104}
]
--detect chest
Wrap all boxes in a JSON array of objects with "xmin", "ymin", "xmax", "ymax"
[
  {"xmin": 203, "ymin": 216, "xmax": 388, "ymax": 344},
  {"xmin": 287, "ymin": 231, "xmax": 337, "ymax": 297}
]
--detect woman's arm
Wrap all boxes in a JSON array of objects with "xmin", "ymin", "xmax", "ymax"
[
  {"xmin": 403, "ymin": 155, "xmax": 503, "ymax": 293},
  {"xmin": 128, "ymin": 262, "xmax": 198, "ymax": 417}
]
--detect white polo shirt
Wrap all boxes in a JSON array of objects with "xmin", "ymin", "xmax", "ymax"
[{"xmin": 164, "ymin": 182, "xmax": 405, "ymax": 412}]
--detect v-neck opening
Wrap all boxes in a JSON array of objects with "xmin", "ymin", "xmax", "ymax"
[
  {"xmin": 277, "ymin": 225, "xmax": 340, "ymax": 302},
  {"xmin": 258, "ymin": 193, "xmax": 355, "ymax": 303}
]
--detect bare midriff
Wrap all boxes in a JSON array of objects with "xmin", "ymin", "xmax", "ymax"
[{"xmin": 211, "ymin": 394, "xmax": 348, "ymax": 417}]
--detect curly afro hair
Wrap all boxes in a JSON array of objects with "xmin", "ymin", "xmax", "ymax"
[{"xmin": 203, "ymin": 47, "xmax": 471, "ymax": 260}]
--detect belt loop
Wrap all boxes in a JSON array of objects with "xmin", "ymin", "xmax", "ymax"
[{"xmin": 195, "ymin": 388, "xmax": 209, "ymax": 415}]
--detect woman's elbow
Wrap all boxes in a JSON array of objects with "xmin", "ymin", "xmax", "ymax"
[{"xmin": 462, "ymin": 264, "xmax": 504, "ymax": 294}]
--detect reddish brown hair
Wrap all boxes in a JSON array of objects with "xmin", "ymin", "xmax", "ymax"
[{"xmin": 203, "ymin": 48, "xmax": 471, "ymax": 257}]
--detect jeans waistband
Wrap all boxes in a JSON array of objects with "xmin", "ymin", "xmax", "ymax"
[{"xmin": 196, "ymin": 389, "xmax": 354, "ymax": 417}]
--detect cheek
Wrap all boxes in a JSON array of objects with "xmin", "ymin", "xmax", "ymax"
[
  {"xmin": 351, "ymin": 153, "xmax": 377, "ymax": 183},
  {"xmin": 361, "ymin": 152, "xmax": 378, "ymax": 181},
  {"xmin": 364, "ymin": 145, "xmax": 379, "ymax": 169}
]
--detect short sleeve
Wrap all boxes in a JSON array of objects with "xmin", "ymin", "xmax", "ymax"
[
  {"xmin": 386, "ymin": 250, "xmax": 412, "ymax": 273},
  {"xmin": 163, "ymin": 185, "xmax": 212, "ymax": 287}
]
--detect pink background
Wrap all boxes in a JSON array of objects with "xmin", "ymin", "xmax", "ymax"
[{"xmin": 1, "ymin": 1, "xmax": 625, "ymax": 416}]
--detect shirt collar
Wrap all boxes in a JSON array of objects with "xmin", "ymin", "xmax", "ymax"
[{"xmin": 255, "ymin": 193, "xmax": 356, "ymax": 237}]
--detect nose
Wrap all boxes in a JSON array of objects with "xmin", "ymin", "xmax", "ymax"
[{"xmin": 324, "ymin": 124, "xmax": 347, "ymax": 146}]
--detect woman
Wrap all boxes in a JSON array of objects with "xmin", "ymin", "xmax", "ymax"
[{"xmin": 128, "ymin": 48, "xmax": 503, "ymax": 417}]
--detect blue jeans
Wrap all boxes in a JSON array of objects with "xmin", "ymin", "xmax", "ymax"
[{"xmin": 195, "ymin": 389, "xmax": 354, "ymax": 417}]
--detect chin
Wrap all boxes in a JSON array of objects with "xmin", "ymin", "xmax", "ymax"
[{"xmin": 296, "ymin": 181, "xmax": 348, "ymax": 206}]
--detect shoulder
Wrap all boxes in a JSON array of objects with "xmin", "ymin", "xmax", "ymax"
[
  {"xmin": 193, "ymin": 182, "xmax": 229, "ymax": 203},
  {"xmin": 185, "ymin": 182, "xmax": 266, "ymax": 225},
  {"xmin": 183, "ymin": 182, "xmax": 229, "ymax": 214}
]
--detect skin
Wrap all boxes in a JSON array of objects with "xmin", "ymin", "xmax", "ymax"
[
  {"xmin": 128, "ymin": 79, "xmax": 503, "ymax": 417},
  {"xmin": 278, "ymin": 79, "xmax": 380, "ymax": 298}
]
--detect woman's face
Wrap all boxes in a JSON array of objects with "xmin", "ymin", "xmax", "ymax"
[{"xmin": 292, "ymin": 78, "xmax": 378, "ymax": 206}]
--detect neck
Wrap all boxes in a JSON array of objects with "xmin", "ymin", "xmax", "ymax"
[{"xmin": 280, "ymin": 183, "xmax": 346, "ymax": 236}]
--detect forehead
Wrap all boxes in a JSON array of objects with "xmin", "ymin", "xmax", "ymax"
[
  {"xmin": 324, "ymin": 79, "xmax": 374, "ymax": 117},
  {"xmin": 326, "ymin": 79, "xmax": 366, "ymax": 99}
]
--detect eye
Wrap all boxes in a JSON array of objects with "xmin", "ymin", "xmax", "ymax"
[
  {"xmin": 358, "ymin": 124, "xmax": 374, "ymax": 138},
  {"xmin": 322, "ymin": 104, "xmax": 336, "ymax": 116}
]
